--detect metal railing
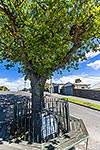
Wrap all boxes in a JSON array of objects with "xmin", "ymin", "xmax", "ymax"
[
  {"xmin": 0, "ymin": 94, "xmax": 31, "ymax": 142},
  {"xmin": 44, "ymin": 97, "xmax": 70, "ymax": 134},
  {"xmin": 0, "ymin": 94, "xmax": 70, "ymax": 143}
]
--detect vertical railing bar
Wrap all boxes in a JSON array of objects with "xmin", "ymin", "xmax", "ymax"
[
  {"xmin": 28, "ymin": 97, "xmax": 31, "ymax": 143},
  {"xmin": 24, "ymin": 100, "xmax": 27, "ymax": 141},
  {"xmin": 62, "ymin": 102, "xmax": 65, "ymax": 128},
  {"xmin": 48, "ymin": 99, "xmax": 50, "ymax": 109},
  {"xmin": 56, "ymin": 100, "xmax": 58, "ymax": 114},
  {"xmin": 23, "ymin": 100, "xmax": 25, "ymax": 139},
  {"xmin": 60, "ymin": 101, "xmax": 62, "ymax": 123},
  {"xmin": 16, "ymin": 103, "xmax": 19, "ymax": 141},
  {"xmin": 52, "ymin": 98, "xmax": 54, "ymax": 112},
  {"xmin": 20, "ymin": 102, "xmax": 23, "ymax": 138},
  {"xmin": 13, "ymin": 102, "xmax": 17, "ymax": 138},
  {"xmin": 18, "ymin": 102, "xmax": 20, "ymax": 139},
  {"xmin": 19, "ymin": 102, "xmax": 21, "ymax": 138},
  {"xmin": 64, "ymin": 102, "xmax": 67, "ymax": 129},
  {"xmin": 65, "ymin": 101, "xmax": 70, "ymax": 132},
  {"xmin": 46, "ymin": 112, "xmax": 48, "ymax": 140}
]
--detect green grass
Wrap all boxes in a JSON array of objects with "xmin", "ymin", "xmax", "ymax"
[{"xmin": 63, "ymin": 97, "xmax": 100, "ymax": 111}]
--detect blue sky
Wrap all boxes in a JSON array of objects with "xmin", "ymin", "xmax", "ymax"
[
  {"xmin": 54, "ymin": 52, "xmax": 100, "ymax": 78},
  {"xmin": 0, "ymin": 51, "xmax": 100, "ymax": 91},
  {"xmin": 0, "ymin": 62, "xmax": 23, "ymax": 81}
]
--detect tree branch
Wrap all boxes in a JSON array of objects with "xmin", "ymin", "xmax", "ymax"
[
  {"xmin": 0, "ymin": 6, "xmax": 4, "ymax": 12},
  {"xmin": 51, "ymin": 22, "xmax": 83, "ymax": 72},
  {"xmin": 52, "ymin": 43, "xmax": 81, "ymax": 72}
]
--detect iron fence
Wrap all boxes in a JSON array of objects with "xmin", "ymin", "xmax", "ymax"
[
  {"xmin": 44, "ymin": 97, "xmax": 70, "ymax": 134},
  {"xmin": 0, "ymin": 94, "xmax": 70, "ymax": 143}
]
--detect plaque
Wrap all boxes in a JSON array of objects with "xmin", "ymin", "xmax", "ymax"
[{"xmin": 42, "ymin": 115, "xmax": 57, "ymax": 140}]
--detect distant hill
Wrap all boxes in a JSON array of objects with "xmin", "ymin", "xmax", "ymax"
[{"xmin": 0, "ymin": 86, "xmax": 10, "ymax": 91}]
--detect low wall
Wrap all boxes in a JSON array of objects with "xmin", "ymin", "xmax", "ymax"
[{"xmin": 74, "ymin": 89, "xmax": 100, "ymax": 101}]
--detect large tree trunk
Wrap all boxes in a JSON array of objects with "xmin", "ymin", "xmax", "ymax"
[{"xmin": 30, "ymin": 73, "xmax": 46, "ymax": 143}]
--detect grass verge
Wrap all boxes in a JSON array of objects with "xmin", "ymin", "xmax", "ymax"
[{"xmin": 63, "ymin": 97, "xmax": 100, "ymax": 111}]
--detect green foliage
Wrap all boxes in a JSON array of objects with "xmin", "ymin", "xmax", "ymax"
[
  {"xmin": 44, "ymin": 83, "xmax": 50, "ymax": 92},
  {"xmin": 0, "ymin": 0, "xmax": 100, "ymax": 79},
  {"xmin": 75, "ymin": 78, "xmax": 82, "ymax": 83}
]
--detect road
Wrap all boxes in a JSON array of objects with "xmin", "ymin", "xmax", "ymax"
[{"xmin": 69, "ymin": 103, "xmax": 100, "ymax": 150}]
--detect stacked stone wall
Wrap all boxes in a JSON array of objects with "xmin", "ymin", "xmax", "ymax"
[{"xmin": 74, "ymin": 89, "xmax": 100, "ymax": 101}]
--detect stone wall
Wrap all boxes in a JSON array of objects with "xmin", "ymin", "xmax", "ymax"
[{"xmin": 74, "ymin": 89, "xmax": 100, "ymax": 101}]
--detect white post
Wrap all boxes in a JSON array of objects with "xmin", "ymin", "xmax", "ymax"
[{"xmin": 50, "ymin": 77, "xmax": 52, "ymax": 97}]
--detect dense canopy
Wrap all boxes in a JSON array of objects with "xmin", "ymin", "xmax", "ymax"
[{"xmin": 0, "ymin": 0, "xmax": 100, "ymax": 79}]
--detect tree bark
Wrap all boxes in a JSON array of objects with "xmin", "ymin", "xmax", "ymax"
[{"xmin": 30, "ymin": 73, "xmax": 46, "ymax": 143}]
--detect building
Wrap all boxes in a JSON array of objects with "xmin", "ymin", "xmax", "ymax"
[
  {"xmin": 52, "ymin": 82, "xmax": 74, "ymax": 96},
  {"xmin": 74, "ymin": 83, "xmax": 90, "ymax": 89},
  {"xmin": 62, "ymin": 82, "xmax": 74, "ymax": 96},
  {"xmin": 52, "ymin": 83, "xmax": 63, "ymax": 94},
  {"xmin": 52, "ymin": 82, "xmax": 90, "ymax": 96}
]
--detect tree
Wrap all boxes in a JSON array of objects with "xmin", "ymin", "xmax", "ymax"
[
  {"xmin": 75, "ymin": 78, "xmax": 82, "ymax": 83},
  {"xmin": 44, "ymin": 83, "xmax": 50, "ymax": 92},
  {"xmin": 0, "ymin": 0, "xmax": 100, "ymax": 142}
]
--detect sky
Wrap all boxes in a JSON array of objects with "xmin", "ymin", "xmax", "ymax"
[{"xmin": 0, "ymin": 51, "xmax": 100, "ymax": 91}]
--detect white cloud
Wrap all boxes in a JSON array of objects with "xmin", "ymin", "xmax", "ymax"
[
  {"xmin": 0, "ymin": 78, "xmax": 8, "ymax": 84},
  {"xmin": 79, "ymin": 50, "xmax": 100, "ymax": 63},
  {"xmin": 87, "ymin": 60, "xmax": 100, "ymax": 70},
  {"xmin": 0, "ymin": 77, "xmax": 30, "ymax": 91},
  {"xmin": 86, "ymin": 51, "xmax": 100, "ymax": 59}
]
